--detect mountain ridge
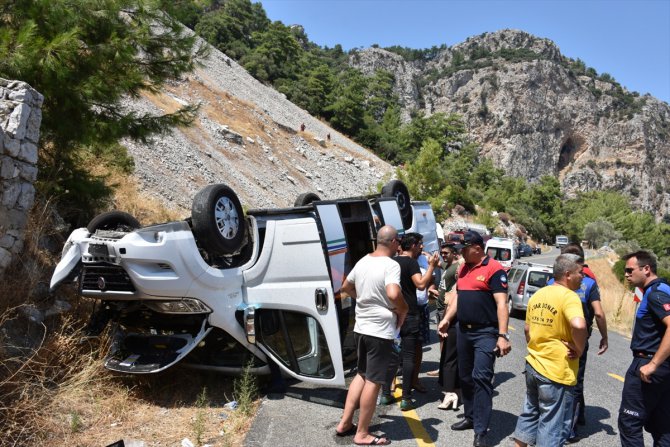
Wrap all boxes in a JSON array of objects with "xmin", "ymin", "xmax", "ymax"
[{"xmin": 350, "ymin": 29, "xmax": 670, "ymax": 219}]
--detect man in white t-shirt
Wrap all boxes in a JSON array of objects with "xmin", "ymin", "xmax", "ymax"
[{"xmin": 335, "ymin": 225, "xmax": 406, "ymax": 446}]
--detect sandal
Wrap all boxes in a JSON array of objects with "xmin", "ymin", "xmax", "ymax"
[{"xmin": 354, "ymin": 435, "xmax": 391, "ymax": 445}]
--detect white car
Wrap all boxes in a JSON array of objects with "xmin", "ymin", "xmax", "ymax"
[
  {"xmin": 49, "ymin": 180, "xmax": 437, "ymax": 386},
  {"xmin": 506, "ymin": 262, "xmax": 553, "ymax": 318}
]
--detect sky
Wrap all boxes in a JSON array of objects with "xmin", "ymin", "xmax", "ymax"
[{"xmin": 256, "ymin": 0, "xmax": 670, "ymax": 104}]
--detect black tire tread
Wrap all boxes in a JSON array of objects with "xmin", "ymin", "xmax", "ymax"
[{"xmin": 87, "ymin": 211, "xmax": 140, "ymax": 233}]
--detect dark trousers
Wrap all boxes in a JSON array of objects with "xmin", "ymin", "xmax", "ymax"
[
  {"xmin": 618, "ymin": 357, "xmax": 670, "ymax": 446},
  {"xmin": 567, "ymin": 340, "xmax": 588, "ymax": 437},
  {"xmin": 457, "ymin": 326, "xmax": 497, "ymax": 435},
  {"xmin": 438, "ymin": 323, "xmax": 460, "ymax": 391},
  {"xmin": 400, "ymin": 332, "xmax": 420, "ymax": 399}
]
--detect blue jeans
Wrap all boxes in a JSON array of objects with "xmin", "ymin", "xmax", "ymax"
[{"xmin": 514, "ymin": 362, "xmax": 574, "ymax": 447}]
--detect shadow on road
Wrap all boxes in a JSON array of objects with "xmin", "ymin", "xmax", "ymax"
[
  {"xmin": 578, "ymin": 405, "xmax": 617, "ymax": 439},
  {"xmin": 487, "ymin": 409, "xmax": 519, "ymax": 445},
  {"xmin": 494, "ymin": 370, "xmax": 517, "ymax": 388}
]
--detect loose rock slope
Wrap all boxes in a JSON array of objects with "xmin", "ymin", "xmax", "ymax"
[{"xmin": 123, "ymin": 41, "xmax": 393, "ymax": 215}]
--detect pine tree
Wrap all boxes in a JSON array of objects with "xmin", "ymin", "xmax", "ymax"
[{"xmin": 0, "ymin": 0, "xmax": 208, "ymax": 223}]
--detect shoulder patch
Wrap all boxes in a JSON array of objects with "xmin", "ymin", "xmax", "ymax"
[
  {"xmin": 500, "ymin": 274, "xmax": 508, "ymax": 284},
  {"xmin": 664, "ymin": 303, "xmax": 670, "ymax": 312}
]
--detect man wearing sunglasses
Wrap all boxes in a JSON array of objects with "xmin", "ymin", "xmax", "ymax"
[{"xmin": 619, "ymin": 250, "xmax": 670, "ymax": 447}]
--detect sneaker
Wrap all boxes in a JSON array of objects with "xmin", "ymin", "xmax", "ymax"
[
  {"xmin": 379, "ymin": 395, "xmax": 395, "ymax": 406},
  {"xmin": 400, "ymin": 399, "xmax": 414, "ymax": 411}
]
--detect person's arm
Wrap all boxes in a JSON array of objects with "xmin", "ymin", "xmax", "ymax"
[
  {"xmin": 387, "ymin": 283, "xmax": 407, "ymax": 329},
  {"xmin": 438, "ymin": 291, "xmax": 457, "ymax": 337},
  {"xmin": 341, "ymin": 277, "xmax": 356, "ymax": 299},
  {"xmin": 566, "ymin": 316, "xmax": 588, "ymax": 358},
  {"xmin": 412, "ymin": 253, "xmax": 439, "ymax": 290},
  {"xmin": 639, "ymin": 291, "xmax": 670, "ymax": 383},
  {"xmin": 524, "ymin": 323, "xmax": 530, "ymax": 344},
  {"xmin": 640, "ymin": 315, "xmax": 670, "ymax": 383},
  {"xmin": 591, "ymin": 300, "xmax": 609, "ymax": 354},
  {"xmin": 493, "ymin": 291, "xmax": 511, "ymax": 356}
]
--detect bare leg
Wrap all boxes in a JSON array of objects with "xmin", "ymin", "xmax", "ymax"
[
  {"xmin": 513, "ymin": 439, "xmax": 528, "ymax": 447},
  {"xmin": 336, "ymin": 373, "xmax": 365, "ymax": 433},
  {"xmin": 353, "ymin": 379, "xmax": 385, "ymax": 444}
]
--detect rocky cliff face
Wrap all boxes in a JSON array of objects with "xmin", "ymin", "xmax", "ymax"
[{"xmin": 350, "ymin": 29, "xmax": 670, "ymax": 219}]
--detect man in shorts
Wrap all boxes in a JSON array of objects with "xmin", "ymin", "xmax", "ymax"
[{"xmin": 335, "ymin": 225, "xmax": 406, "ymax": 446}]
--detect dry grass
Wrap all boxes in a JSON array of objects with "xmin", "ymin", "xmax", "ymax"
[
  {"xmin": 84, "ymin": 154, "xmax": 184, "ymax": 225},
  {"xmin": 588, "ymin": 255, "xmax": 636, "ymax": 336},
  {"xmin": 1, "ymin": 308, "xmax": 257, "ymax": 446}
]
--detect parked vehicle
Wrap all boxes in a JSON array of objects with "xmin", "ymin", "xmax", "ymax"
[
  {"xmin": 484, "ymin": 237, "xmax": 517, "ymax": 270},
  {"xmin": 507, "ymin": 262, "xmax": 553, "ymax": 318},
  {"xmin": 555, "ymin": 235, "xmax": 569, "ymax": 249},
  {"xmin": 518, "ymin": 243, "xmax": 534, "ymax": 257},
  {"xmin": 49, "ymin": 180, "xmax": 438, "ymax": 386}
]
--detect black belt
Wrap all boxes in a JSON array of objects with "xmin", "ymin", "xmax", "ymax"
[
  {"xmin": 461, "ymin": 323, "xmax": 495, "ymax": 330},
  {"xmin": 634, "ymin": 351, "xmax": 654, "ymax": 359}
]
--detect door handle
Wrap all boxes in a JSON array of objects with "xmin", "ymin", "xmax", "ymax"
[{"xmin": 315, "ymin": 288, "xmax": 328, "ymax": 311}]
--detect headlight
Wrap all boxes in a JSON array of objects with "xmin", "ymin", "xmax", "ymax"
[{"xmin": 144, "ymin": 298, "xmax": 212, "ymax": 314}]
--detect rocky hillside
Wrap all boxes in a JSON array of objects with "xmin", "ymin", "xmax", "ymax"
[
  {"xmin": 350, "ymin": 29, "xmax": 670, "ymax": 220},
  {"xmin": 122, "ymin": 40, "xmax": 392, "ymax": 216}
]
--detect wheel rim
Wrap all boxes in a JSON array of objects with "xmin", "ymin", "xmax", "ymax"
[
  {"xmin": 395, "ymin": 191, "xmax": 407, "ymax": 211},
  {"xmin": 214, "ymin": 196, "xmax": 239, "ymax": 239}
]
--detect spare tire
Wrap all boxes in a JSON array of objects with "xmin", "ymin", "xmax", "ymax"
[
  {"xmin": 381, "ymin": 180, "xmax": 412, "ymax": 229},
  {"xmin": 87, "ymin": 211, "xmax": 140, "ymax": 233},
  {"xmin": 191, "ymin": 184, "xmax": 246, "ymax": 255},
  {"xmin": 294, "ymin": 192, "xmax": 321, "ymax": 207}
]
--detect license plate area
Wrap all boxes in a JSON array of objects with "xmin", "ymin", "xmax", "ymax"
[{"xmin": 89, "ymin": 243, "xmax": 110, "ymax": 257}]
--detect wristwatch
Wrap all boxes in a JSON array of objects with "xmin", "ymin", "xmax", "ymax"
[{"xmin": 498, "ymin": 333, "xmax": 510, "ymax": 341}]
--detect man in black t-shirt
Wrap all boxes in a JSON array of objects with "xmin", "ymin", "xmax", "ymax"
[
  {"xmin": 393, "ymin": 233, "xmax": 439, "ymax": 411},
  {"xmin": 619, "ymin": 250, "xmax": 670, "ymax": 446}
]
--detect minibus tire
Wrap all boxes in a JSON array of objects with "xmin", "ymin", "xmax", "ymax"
[
  {"xmin": 294, "ymin": 192, "xmax": 321, "ymax": 206},
  {"xmin": 87, "ymin": 211, "xmax": 140, "ymax": 233},
  {"xmin": 191, "ymin": 184, "xmax": 246, "ymax": 255},
  {"xmin": 381, "ymin": 180, "xmax": 412, "ymax": 229}
]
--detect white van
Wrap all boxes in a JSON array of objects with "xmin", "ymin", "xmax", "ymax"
[
  {"xmin": 484, "ymin": 237, "xmax": 517, "ymax": 270},
  {"xmin": 49, "ymin": 180, "xmax": 437, "ymax": 386},
  {"xmin": 555, "ymin": 235, "xmax": 569, "ymax": 249}
]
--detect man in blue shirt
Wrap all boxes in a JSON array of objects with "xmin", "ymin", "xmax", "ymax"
[{"xmin": 618, "ymin": 250, "xmax": 670, "ymax": 446}]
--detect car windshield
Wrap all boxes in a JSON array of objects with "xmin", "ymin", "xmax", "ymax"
[
  {"xmin": 528, "ymin": 271, "xmax": 552, "ymax": 288},
  {"xmin": 487, "ymin": 247, "xmax": 512, "ymax": 261}
]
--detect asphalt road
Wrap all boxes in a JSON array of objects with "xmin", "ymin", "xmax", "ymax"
[{"xmin": 245, "ymin": 248, "xmax": 650, "ymax": 446}]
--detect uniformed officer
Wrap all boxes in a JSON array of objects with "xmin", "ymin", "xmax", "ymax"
[
  {"xmin": 619, "ymin": 250, "xmax": 670, "ymax": 446},
  {"xmin": 438, "ymin": 231, "xmax": 511, "ymax": 447}
]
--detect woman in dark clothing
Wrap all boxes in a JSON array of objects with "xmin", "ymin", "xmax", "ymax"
[
  {"xmin": 438, "ymin": 290, "xmax": 461, "ymax": 409},
  {"xmin": 430, "ymin": 243, "xmax": 461, "ymax": 409}
]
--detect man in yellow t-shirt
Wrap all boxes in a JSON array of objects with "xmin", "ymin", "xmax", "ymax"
[{"xmin": 513, "ymin": 254, "xmax": 588, "ymax": 447}]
